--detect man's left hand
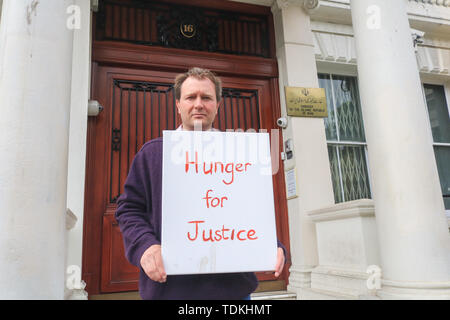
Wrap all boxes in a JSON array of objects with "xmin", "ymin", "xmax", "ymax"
[{"xmin": 274, "ymin": 247, "xmax": 285, "ymax": 277}]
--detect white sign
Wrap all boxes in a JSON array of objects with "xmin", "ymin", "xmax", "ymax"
[
  {"xmin": 161, "ymin": 130, "xmax": 278, "ymax": 275},
  {"xmin": 285, "ymin": 168, "xmax": 298, "ymax": 199}
]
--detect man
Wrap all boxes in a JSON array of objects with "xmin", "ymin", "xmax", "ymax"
[{"xmin": 116, "ymin": 67, "xmax": 286, "ymax": 300}]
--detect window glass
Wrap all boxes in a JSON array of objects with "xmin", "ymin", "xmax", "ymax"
[
  {"xmin": 331, "ymin": 75, "xmax": 366, "ymax": 142},
  {"xmin": 327, "ymin": 146, "xmax": 343, "ymax": 203},
  {"xmin": 423, "ymin": 84, "xmax": 450, "ymax": 210},
  {"xmin": 424, "ymin": 84, "xmax": 450, "ymax": 143},
  {"xmin": 338, "ymin": 145, "xmax": 371, "ymax": 201},
  {"xmin": 434, "ymin": 146, "xmax": 450, "ymax": 210}
]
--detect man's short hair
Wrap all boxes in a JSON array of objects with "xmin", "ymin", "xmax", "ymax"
[{"xmin": 174, "ymin": 67, "xmax": 222, "ymax": 102}]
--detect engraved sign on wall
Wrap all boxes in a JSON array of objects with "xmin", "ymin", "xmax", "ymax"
[{"xmin": 285, "ymin": 87, "xmax": 328, "ymax": 118}]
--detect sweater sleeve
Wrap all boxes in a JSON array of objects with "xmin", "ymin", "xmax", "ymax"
[
  {"xmin": 115, "ymin": 150, "xmax": 160, "ymax": 267},
  {"xmin": 277, "ymin": 239, "xmax": 289, "ymax": 265}
]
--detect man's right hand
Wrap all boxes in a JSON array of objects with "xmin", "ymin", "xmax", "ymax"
[{"xmin": 140, "ymin": 244, "xmax": 167, "ymax": 283}]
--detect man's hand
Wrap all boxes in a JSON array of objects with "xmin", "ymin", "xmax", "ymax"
[
  {"xmin": 274, "ymin": 247, "xmax": 285, "ymax": 277},
  {"xmin": 140, "ymin": 244, "xmax": 167, "ymax": 283}
]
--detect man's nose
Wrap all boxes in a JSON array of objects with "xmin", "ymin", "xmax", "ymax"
[{"xmin": 193, "ymin": 96, "xmax": 203, "ymax": 108}]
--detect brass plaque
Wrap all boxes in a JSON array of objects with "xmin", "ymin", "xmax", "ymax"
[{"xmin": 285, "ymin": 87, "xmax": 327, "ymax": 118}]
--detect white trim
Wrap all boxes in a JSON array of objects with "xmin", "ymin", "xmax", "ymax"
[
  {"xmin": 327, "ymin": 141, "xmax": 367, "ymax": 146},
  {"xmin": 310, "ymin": 21, "xmax": 354, "ymax": 37},
  {"xmin": 335, "ymin": 145, "xmax": 345, "ymax": 202},
  {"xmin": 382, "ymin": 279, "xmax": 450, "ymax": 289},
  {"xmin": 329, "ymin": 74, "xmax": 341, "ymax": 142},
  {"xmin": 312, "ymin": 30, "xmax": 357, "ymax": 66},
  {"xmin": 328, "ymin": 74, "xmax": 345, "ymax": 202},
  {"xmin": 433, "ymin": 142, "xmax": 450, "ymax": 147},
  {"xmin": 416, "ymin": 45, "xmax": 450, "ymax": 76},
  {"xmin": 408, "ymin": 0, "xmax": 450, "ymax": 8},
  {"xmin": 316, "ymin": 61, "xmax": 358, "ymax": 77},
  {"xmin": 364, "ymin": 144, "xmax": 374, "ymax": 200},
  {"xmin": 406, "ymin": 1, "xmax": 450, "ymax": 26}
]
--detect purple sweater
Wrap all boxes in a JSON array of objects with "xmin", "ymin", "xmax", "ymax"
[{"xmin": 115, "ymin": 137, "xmax": 285, "ymax": 300}]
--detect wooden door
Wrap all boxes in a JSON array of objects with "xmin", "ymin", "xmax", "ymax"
[{"xmin": 83, "ymin": 0, "xmax": 290, "ymax": 296}]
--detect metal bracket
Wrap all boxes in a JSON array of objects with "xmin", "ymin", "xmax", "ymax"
[{"xmin": 91, "ymin": 0, "xmax": 99, "ymax": 12}]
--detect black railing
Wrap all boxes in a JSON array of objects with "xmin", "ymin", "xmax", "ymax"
[{"xmin": 219, "ymin": 88, "xmax": 260, "ymax": 131}]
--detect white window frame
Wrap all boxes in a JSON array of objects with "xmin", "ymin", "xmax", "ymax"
[{"xmin": 421, "ymin": 78, "xmax": 450, "ymax": 218}]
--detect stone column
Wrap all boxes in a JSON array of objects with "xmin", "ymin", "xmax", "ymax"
[
  {"xmin": 271, "ymin": 0, "xmax": 335, "ymax": 298},
  {"xmin": 65, "ymin": 0, "xmax": 92, "ymax": 300},
  {"xmin": 350, "ymin": 0, "xmax": 450, "ymax": 299},
  {"xmin": 0, "ymin": 0, "xmax": 74, "ymax": 299}
]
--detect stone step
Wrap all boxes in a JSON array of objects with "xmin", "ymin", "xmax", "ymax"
[
  {"xmin": 299, "ymin": 287, "xmax": 358, "ymax": 300},
  {"xmin": 90, "ymin": 290, "xmax": 297, "ymax": 300},
  {"xmin": 250, "ymin": 290, "xmax": 297, "ymax": 300}
]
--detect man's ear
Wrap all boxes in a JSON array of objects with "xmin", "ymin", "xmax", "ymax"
[
  {"xmin": 175, "ymin": 99, "xmax": 181, "ymax": 114},
  {"xmin": 215, "ymin": 100, "xmax": 221, "ymax": 115}
]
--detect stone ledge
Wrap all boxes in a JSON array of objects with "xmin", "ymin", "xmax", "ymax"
[
  {"xmin": 308, "ymin": 199, "xmax": 375, "ymax": 222},
  {"xmin": 298, "ymin": 287, "xmax": 358, "ymax": 300},
  {"xmin": 311, "ymin": 265, "xmax": 374, "ymax": 297}
]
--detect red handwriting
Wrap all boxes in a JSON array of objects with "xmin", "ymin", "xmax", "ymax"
[
  {"xmin": 187, "ymin": 220, "xmax": 258, "ymax": 242},
  {"xmin": 203, "ymin": 189, "xmax": 228, "ymax": 208},
  {"xmin": 185, "ymin": 151, "xmax": 252, "ymax": 185}
]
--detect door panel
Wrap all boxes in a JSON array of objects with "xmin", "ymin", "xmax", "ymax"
[
  {"xmin": 109, "ymin": 79, "xmax": 179, "ymax": 204},
  {"xmin": 101, "ymin": 213, "xmax": 138, "ymax": 291}
]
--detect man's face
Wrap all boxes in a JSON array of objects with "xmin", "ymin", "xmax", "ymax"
[{"xmin": 176, "ymin": 77, "xmax": 219, "ymax": 131}]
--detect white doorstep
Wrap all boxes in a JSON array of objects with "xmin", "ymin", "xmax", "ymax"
[{"xmin": 251, "ymin": 290, "xmax": 297, "ymax": 300}]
